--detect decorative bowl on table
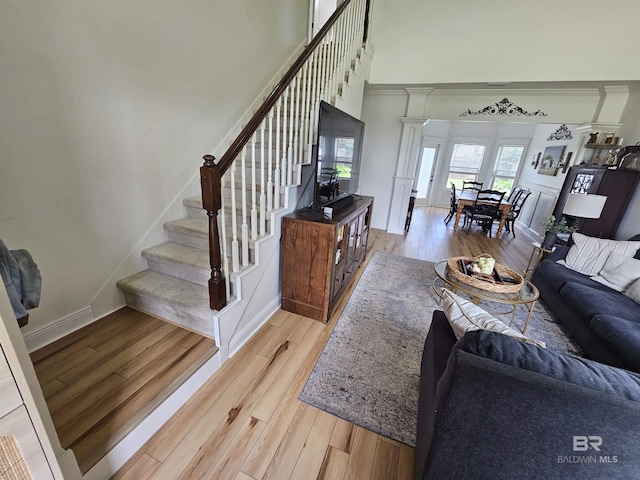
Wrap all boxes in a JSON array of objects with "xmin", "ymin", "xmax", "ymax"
[{"xmin": 445, "ymin": 256, "xmax": 524, "ymax": 293}]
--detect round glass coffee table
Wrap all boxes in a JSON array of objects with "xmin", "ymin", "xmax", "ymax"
[{"xmin": 433, "ymin": 259, "xmax": 540, "ymax": 333}]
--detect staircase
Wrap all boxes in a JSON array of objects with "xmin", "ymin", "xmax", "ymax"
[
  {"xmin": 116, "ymin": 0, "xmax": 372, "ymax": 362},
  {"xmin": 116, "ymin": 199, "xmax": 218, "ymax": 338}
]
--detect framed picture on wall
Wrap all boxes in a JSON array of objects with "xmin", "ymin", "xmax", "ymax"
[
  {"xmin": 562, "ymin": 152, "xmax": 573, "ymax": 173},
  {"xmin": 532, "ymin": 152, "xmax": 541, "ymax": 168},
  {"xmin": 538, "ymin": 145, "xmax": 566, "ymax": 176}
]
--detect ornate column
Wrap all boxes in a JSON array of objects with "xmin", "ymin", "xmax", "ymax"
[{"xmin": 386, "ymin": 88, "xmax": 433, "ymax": 234}]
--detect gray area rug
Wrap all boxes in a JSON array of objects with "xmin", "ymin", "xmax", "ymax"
[{"xmin": 299, "ymin": 251, "xmax": 584, "ymax": 447}]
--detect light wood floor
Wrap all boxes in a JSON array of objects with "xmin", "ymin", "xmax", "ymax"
[
  {"xmin": 31, "ymin": 308, "xmax": 219, "ymax": 474},
  {"xmin": 35, "ymin": 206, "xmax": 537, "ymax": 479}
]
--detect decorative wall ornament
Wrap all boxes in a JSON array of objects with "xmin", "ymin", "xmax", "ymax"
[
  {"xmin": 547, "ymin": 124, "xmax": 573, "ymax": 141},
  {"xmin": 460, "ymin": 98, "xmax": 547, "ymax": 117}
]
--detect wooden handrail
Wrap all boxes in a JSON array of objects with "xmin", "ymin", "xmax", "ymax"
[
  {"xmin": 201, "ymin": 0, "xmax": 369, "ymax": 311},
  {"xmin": 216, "ymin": 0, "xmax": 360, "ymax": 175}
]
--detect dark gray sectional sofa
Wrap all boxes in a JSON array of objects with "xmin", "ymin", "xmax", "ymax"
[
  {"xmin": 414, "ymin": 311, "xmax": 640, "ymax": 480},
  {"xmin": 531, "ymin": 245, "xmax": 640, "ymax": 372}
]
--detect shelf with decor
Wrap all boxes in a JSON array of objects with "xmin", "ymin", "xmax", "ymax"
[{"xmin": 582, "ymin": 142, "xmax": 620, "ymax": 166}]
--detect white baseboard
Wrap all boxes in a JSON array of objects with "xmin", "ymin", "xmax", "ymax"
[
  {"xmin": 82, "ymin": 351, "xmax": 221, "ymax": 480},
  {"xmin": 228, "ymin": 295, "xmax": 281, "ymax": 358},
  {"xmin": 23, "ymin": 306, "xmax": 95, "ymax": 353}
]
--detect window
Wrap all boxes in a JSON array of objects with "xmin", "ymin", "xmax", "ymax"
[
  {"xmin": 491, "ymin": 145, "xmax": 525, "ymax": 193},
  {"xmin": 446, "ymin": 143, "xmax": 486, "ymax": 190},
  {"xmin": 317, "ymin": 135, "xmax": 355, "ymax": 179},
  {"xmin": 334, "ymin": 136, "xmax": 354, "ymax": 178}
]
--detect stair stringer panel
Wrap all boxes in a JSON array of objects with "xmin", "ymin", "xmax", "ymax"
[{"xmin": 213, "ymin": 183, "xmax": 299, "ymax": 362}]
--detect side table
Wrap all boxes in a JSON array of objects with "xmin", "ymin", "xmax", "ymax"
[{"xmin": 524, "ymin": 242, "xmax": 554, "ymax": 279}]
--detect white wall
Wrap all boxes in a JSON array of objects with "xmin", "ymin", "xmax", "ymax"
[
  {"xmin": 359, "ymin": 91, "xmax": 407, "ymax": 229},
  {"xmin": 0, "ymin": 1, "xmax": 308, "ymax": 335},
  {"xmin": 369, "ymin": 0, "xmax": 640, "ymax": 84},
  {"xmin": 614, "ymin": 87, "xmax": 640, "ymax": 239},
  {"xmin": 516, "ymin": 124, "xmax": 583, "ymax": 237},
  {"xmin": 428, "ymin": 120, "xmax": 538, "ymax": 206}
]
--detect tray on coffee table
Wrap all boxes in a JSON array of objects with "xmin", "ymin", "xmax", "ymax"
[{"xmin": 445, "ymin": 256, "xmax": 524, "ymax": 294}]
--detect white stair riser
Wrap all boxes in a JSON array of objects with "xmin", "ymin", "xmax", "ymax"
[
  {"xmin": 167, "ymin": 230, "xmax": 209, "ymax": 251},
  {"xmin": 145, "ymin": 257, "xmax": 210, "ymax": 286},
  {"xmin": 185, "ymin": 206, "xmax": 275, "ymax": 233},
  {"xmin": 122, "ymin": 291, "xmax": 215, "ymax": 338}
]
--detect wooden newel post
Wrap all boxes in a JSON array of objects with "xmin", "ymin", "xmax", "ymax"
[{"xmin": 200, "ymin": 154, "xmax": 227, "ymax": 310}]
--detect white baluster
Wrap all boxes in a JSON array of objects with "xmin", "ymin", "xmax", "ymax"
[
  {"xmin": 300, "ymin": 62, "xmax": 310, "ymax": 167},
  {"xmin": 281, "ymin": 87, "xmax": 289, "ymax": 191},
  {"xmin": 350, "ymin": 1, "xmax": 360, "ymax": 70},
  {"xmin": 241, "ymin": 147, "xmax": 249, "ymax": 267},
  {"xmin": 327, "ymin": 24, "xmax": 338, "ymax": 102},
  {"xmin": 308, "ymin": 50, "xmax": 319, "ymax": 161},
  {"xmin": 251, "ymin": 132, "xmax": 258, "ymax": 241},
  {"xmin": 219, "ymin": 172, "xmax": 230, "ymax": 299},
  {"xmin": 294, "ymin": 69, "xmax": 301, "ymax": 172},
  {"xmin": 288, "ymin": 77, "xmax": 295, "ymax": 186},
  {"xmin": 318, "ymin": 41, "xmax": 328, "ymax": 101},
  {"xmin": 274, "ymin": 98, "xmax": 281, "ymax": 209},
  {"xmin": 336, "ymin": 14, "xmax": 348, "ymax": 97},
  {"xmin": 260, "ymin": 119, "xmax": 266, "ymax": 236},
  {"xmin": 230, "ymin": 159, "xmax": 239, "ymax": 273},
  {"xmin": 267, "ymin": 109, "xmax": 274, "ymax": 212}
]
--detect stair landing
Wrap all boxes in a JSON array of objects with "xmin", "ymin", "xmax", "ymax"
[{"xmin": 30, "ymin": 307, "xmax": 218, "ymax": 474}]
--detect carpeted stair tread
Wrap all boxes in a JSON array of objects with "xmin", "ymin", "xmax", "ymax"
[{"xmin": 117, "ymin": 270, "xmax": 209, "ymax": 308}]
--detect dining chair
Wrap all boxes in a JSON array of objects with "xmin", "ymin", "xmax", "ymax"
[
  {"xmin": 506, "ymin": 186, "xmax": 523, "ymax": 205},
  {"xmin": 443, "ymin": 182, "xmax": 458, "ymax": 225},
  {"xmin": 462, "ymin": 189, "xmax": 505, "ymax": 237},
  {"xmin": 504, "ymin": 189, "xmax": 532, "ymax": 238},
  {"xmin": 318, "ymin": 167, "xmax": 339, "ymax": 200},
  {"xmin": 462, "ymin": 181, "xmax": 483, "ymax": 192}
]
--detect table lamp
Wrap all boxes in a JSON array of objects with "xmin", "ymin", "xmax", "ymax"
[
  {"xmin": 563, "ymin": 193, "xmax": 608, "ymax": 219},
  {"xmin": 561, "ymin": 193, "xmax": 608, "ymax": 240}
]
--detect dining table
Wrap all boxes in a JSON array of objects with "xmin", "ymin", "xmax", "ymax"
[{"xmin": 452, "ymin": 190, "xmax": 512, "ymax": 236}]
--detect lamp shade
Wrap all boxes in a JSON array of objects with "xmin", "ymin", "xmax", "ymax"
[{"xmin": 563, "ymin": 193, "xmax": 607, "ymax": 219}]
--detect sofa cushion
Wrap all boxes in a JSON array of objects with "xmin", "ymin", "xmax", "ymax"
[
  {"xmin": 535, "ymin": 257, "xmax": 612, "ymax": 292},
  {"xmin": 625, "ymin": 278, "xmax": 640, "ymax": 305},
  {"xmin": 441, "ymin": 288, "xmax": 545, "ymax": 347},
  {"xmin": 561, "ymin": 233, "xmax": 640, "ymax": 276},
  {"xmin": 629, "ymin": 234, "xmax": 640, "ymax": 259},
  {"xmin": 559, "ymin": 281, "xmax": 640, "ymax": 320},
  {"xmin": 590, "ymin": 315, "xmax": 640, "ymax": 372},
  {"xmin": 591, "ymin": 253, "xmax": 640, "ymax": 292},
  {"xmin": 458, "ymin": 328, "xmax": 640, "ymax": 402}
]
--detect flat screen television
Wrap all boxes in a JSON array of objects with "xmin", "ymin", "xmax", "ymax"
[{"xmin": 296, "ymin": 101, "xmax": 365, "ymax": 213}]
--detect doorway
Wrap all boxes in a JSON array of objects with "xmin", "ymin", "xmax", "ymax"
[
  {"xmin": 309, "ymin": 0, "xmax": 340, "ymax": 40},
  {"xmin": 414, "ymin": 144, "xmax": 439, "ymax": 206}
]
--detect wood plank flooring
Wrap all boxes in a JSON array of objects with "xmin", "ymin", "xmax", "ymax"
[
  {"xmin": 31, "ymin": 308, "xmax": 219, "ymax": 474},
  {"xmin": 33, "ymin": 206, "xmax": 536, "ymax": 479}
]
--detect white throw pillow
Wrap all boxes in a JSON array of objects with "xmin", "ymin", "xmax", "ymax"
[
  {"xmin": 441, "ymin": 288, "xmax": 546, "ymax": 348},
  {"xmin": 591, "ymin": 253, "xmax": 640, "ymax": 292},
  {"xmin": 560, "ymin": 233, "xmax": 640, "ymax": 276},
  {"xmin": 625, "ymin": 278, "xmax": 640, "ymax": 305}
]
